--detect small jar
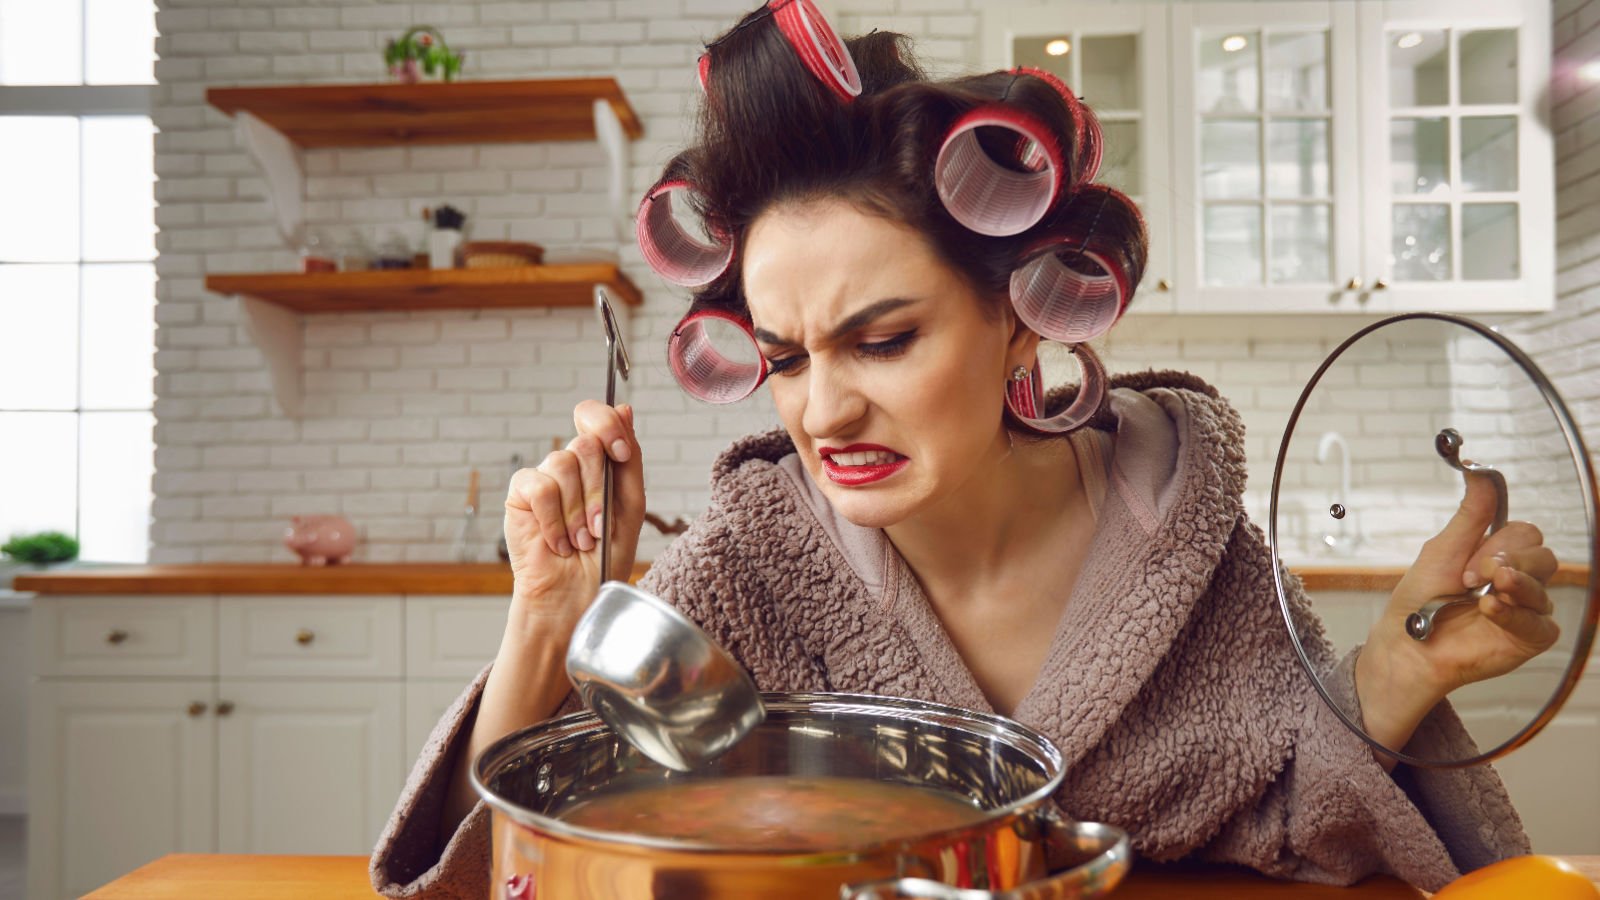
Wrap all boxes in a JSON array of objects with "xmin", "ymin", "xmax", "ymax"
[{"xmin": 298, "ymin": 229, "xmax": 337, "ymax": 273}]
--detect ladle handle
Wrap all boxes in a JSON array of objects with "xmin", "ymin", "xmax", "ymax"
[
  {"xmin": 594, "ymin": 287, "xmax": 630, "ymax": 582},
  {"xmin": 842, "ymin": 816, "xmax": 1130, "ymax": 900},
  {"xmin": 1405, "ymin": 428, "xmax": 1509, "ymax": 641}
]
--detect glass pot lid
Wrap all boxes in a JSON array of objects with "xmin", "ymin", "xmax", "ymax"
[{"xmin": 1269, "ymin": 312, "xmax": 1598, "ymax": 768}]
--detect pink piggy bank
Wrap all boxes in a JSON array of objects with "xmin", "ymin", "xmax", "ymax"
[{"xmin": 283, "ymin": 515, "xmax": 357, "ymax": 565}]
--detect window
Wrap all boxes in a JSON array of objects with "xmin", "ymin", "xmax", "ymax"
[{"xmin": 0, "ymin": 0, "xmax": 157, "ymax": 562}]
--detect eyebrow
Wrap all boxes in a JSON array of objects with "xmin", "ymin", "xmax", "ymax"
[{"xmin": 752, "ymin": 297, "xmax": 919, "ymax": 347}]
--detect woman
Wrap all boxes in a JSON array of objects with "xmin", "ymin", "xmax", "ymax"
[{"xmin": 371, "ymin": 7, "xmax": 1558, "ymax": 898}]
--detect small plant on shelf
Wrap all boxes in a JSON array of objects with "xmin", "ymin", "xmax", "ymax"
[
  {"xmin": 1, "ymin": 530, "xmax": 80, "ymax": 566},
  {"xmin": 384, "ymin": 26, "xmax": 465, "ymax": 83}
]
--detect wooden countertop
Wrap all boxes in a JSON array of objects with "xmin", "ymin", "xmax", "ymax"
[
  {"xmin": 16, "ymin": 561, "xmax": 1589, "ymax": 596},
  {"xmin": 13, "ymin": 562, "xmax": 651, "ymax": 595},
  {"xmin": 80, "ymin": 853, "xmax": 1600, "ymax": 898}
]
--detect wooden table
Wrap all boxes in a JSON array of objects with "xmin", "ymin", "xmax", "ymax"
[{"xmin": 80, "ymin": 854, "xmax": 1600, "ymax": 898}]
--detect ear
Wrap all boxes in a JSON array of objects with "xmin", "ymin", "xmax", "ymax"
[{"xmin": 1002, "ymin": 303, "xmax": 1041, "ymax": 374}]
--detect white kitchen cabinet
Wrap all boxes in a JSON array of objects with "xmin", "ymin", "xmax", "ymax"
[
  {"xmin": 26, "ymin": 592, "xmax": 503, "ymax": 900},
  {"xmin": 982, "ymin": 0, "xmax": 1552, "ymax": 315},
  {"xmin": 982, "ymin": 3, "xmax": 1176, "ymax": 315},
  {"xmin": 27, "ymin": 680, "xmax": 216, "ymax": 900},
  {"xmin": 219, "ymin": 596, "xmax": 403, "ymax": 679},
  {"xmin": 215, "ymin": 680, "xmax": 403, "ymax": 855}
]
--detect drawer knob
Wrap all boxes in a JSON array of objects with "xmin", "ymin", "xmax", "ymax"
[
  {"xmin": 187, "ymin": 702, "xmax": 207, "ymax": 717},
  {"xmin": 216, "ymin": 701, "xmax": 235, "ymax": 717},
  {"xmin": 1346, "ymin": 276, "xmax": 1364, "ymax": 291},
  {"xmin": 295, "ymin": 629, "xmax": 315, "ymax": 646},
  {"xmin": 106, "ymin": 629, "xmax": 129, "ymax": 645},
  {"xmin": 1373, "ymin": 277, "xmax": 1390, "ymax": 290},
  {"xmin": 1156, "ymin": 278, "xmax": 1171, "ymax": 292}
]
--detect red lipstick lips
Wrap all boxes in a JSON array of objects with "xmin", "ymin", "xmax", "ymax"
[{"xmin": 819, "ymin": 443, "xmax": 909, "ymax": 486}]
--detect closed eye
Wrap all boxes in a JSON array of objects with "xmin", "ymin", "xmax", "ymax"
[
  {"xmin": 857, "ymin": 330, "xmax": 917, "ymax": 360},
  {"xmin": 764, "ymin": 330, "xmax": 918, "ymax": 376}
]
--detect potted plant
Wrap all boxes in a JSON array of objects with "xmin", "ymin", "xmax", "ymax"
[
  {"xmin": 384, "ymin": 26, "xmax": 465, "ymax": 83},
  {"xmin": 2, "ymin": 530, "xmax": 80, "ymax": 568},
  {"xmin": 1, "ymin": 530, "xmax": 80, "ymax": 589}
]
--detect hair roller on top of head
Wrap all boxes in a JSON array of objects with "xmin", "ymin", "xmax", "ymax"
[
  {"xmin": 934, "ymin": 102, "xmax": 1065, "ymax": 237},
  {"xmin": 699, "ymin": 0, "xmax": 861, "ymax": 103},
  {"xmin": 669, "ymin": 309, "xmax": 770, "ymax": 404},
  {"xmin": 1005, "ymin": 343, "xmax": 1108, "ymax": 435},
  {"xmin": 636, "ymin": 179, "xmax": 735, "ymax": 289}
]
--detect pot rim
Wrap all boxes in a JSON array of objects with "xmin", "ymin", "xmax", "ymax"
[{"xmin": 471, "ymin": 691, "xmax": 1067, "ymax": 855}]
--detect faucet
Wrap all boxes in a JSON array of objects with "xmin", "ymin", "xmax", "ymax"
[{"xmin": 1314, "ymin": 431, "xmax": 1360, "ymax": 555}]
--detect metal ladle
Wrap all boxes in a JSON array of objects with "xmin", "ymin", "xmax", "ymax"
[
  {"xmin": 1404, "ymin": 428, "xmax": 1509, "ymax": 641},
  {"xmin": 565, "ymin": 288, "xmax": 766, "ymax": 771}
]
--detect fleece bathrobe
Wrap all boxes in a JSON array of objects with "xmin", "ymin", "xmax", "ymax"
[{"xmin": 370, "ymin": 370, "xmax": 1529, "ymax": 899}]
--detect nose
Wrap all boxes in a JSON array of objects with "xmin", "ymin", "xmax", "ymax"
[{"xmin": 800, "ymin": 359, "xmax": 867, "ymax": 440}]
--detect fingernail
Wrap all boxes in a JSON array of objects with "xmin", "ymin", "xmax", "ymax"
[
  {"xmin": 592, "ymin": 512, "xmax": 604, "ymax": 539},
  {"xmin": 611, "ymin": 439, "xmax": 631, "ymax": 462},
  {"xmin": 1463, "ymin": 570, "xmax": 1482, "ymax": 588},
  {"xmin": 1493, "ymin": 552, "xmax": 1509, "ymax": 568},
  {"xmin": 556, "ymin": 536, "xmax": 573, "ymax": 557},
  {"xmin": 574, "ymin": 529, "xmax": 595, "ymax": 552}
]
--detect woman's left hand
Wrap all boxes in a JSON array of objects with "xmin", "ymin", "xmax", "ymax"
[{"xmin": 1354, "ymin": 471, "xmax": 1560, "ymax": 755}]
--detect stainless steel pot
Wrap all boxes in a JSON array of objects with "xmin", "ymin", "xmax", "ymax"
[{"xmin": 472, "ymin": 693, "xmax": 1129, "ymax": 899}]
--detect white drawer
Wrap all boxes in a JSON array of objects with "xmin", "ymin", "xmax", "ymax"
[
  {"xmin": 33, "ymin": 595, "xmax": 215, "ymax": 678},
  {"xmin": 219, "ymin": 596, "xmax": 402, "ymax": 679},
  {"xmin": 404, "ymin": 596, "xmax": 505, "ymax": 679}
]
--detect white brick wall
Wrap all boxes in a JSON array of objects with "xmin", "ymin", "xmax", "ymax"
[{"xmin": 150, "ymin": 0, "xmax": 1598, "ymax": 568}]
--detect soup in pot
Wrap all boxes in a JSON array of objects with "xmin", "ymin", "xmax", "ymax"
[{"xmin": 558, "ymin": 775, "xmax": 986, "ymax": 850}]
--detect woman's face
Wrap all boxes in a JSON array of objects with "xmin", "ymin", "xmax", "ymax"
[{"xmin": 743, "ymin": 198, "xmax": 1034, "ymax": 529}]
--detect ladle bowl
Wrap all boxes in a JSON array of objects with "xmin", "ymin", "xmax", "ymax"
[{"xmin": 566, "ymin": 580, "xmax": 766, "ymax": 771}]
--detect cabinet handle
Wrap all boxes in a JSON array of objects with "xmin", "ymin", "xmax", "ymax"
[
  {"xmin": 187, "ymin": 702, "xmax": 207, "ymax": 717},
  {"xmin": 1373, "ymin": 277, "xmax": 1389, "ymax": 290},
  {"xmin": 216, "ymin": 701, "xmax": 235, "ymax": 717},
  {"xmin": 295, "ymin": 629, "xmax": 315, "ymax": 646},
  {"xmin": 1156, "ymin": 278, "xmax": 1171, "ymax": 292},
  {"xmin": 1345, "ymin": 276, "xmax": 1363, "ymax": 291},
  {"xmin": 106, "ymin": 629, "xmax": 129, "ymax": 645}
]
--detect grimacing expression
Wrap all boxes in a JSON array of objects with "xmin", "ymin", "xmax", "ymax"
[{"xmin": 742, "ymin": 198, "xmax": 1036, "ymax": 529}]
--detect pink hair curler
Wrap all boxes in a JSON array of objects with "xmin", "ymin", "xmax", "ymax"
[
  {"xmin": 769, "ymin": 0, "xmax": 862, "ymax": 101},
  {"xmin": 1004, "ymin": 342, "xmax": 1108, "ymax": 434},
  {"xmin": 668, "ymin": 309, "xmax": 770, "ymax": 404},
  {"xmin": 636, "ymin": 180, "xmax": 735, "ymax": 288},
  {"xmin": 1010, "ymin": 66, "xmax": 1102, "ymax": 189},
  {"xmin": 699, "ymin": 0, "xmax": 861, "ymax": 102},
  {"xmin": 935, "ymin": 106, "xmax": 1065, "ymax": 237},
  {"xmin": 1010, "ymin": 239, "xmax": 1131, "ymax": 344}
]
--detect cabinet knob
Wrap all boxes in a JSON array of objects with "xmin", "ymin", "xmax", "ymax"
[
  {"xmin": 295, "ymin": 629, "xmax": 315, "ymax": 646},
  {"xmin": 106, "ymin": 629, "xmax": 129, "ymax": 645},
  {"xmin": 1345, "ymin": 276, "xmax": 1364, "ymax": 291},
  {"xmin": 216, "ymin": 701, "xmax": 235, "ymax": 717},
  {"xmin": 187, "ymin": 702, "xmax": 207, "ymax": 717},
  {"xmin": 1373, "ymin": 277, "xmax": 1390, "ymax": 290},
  {"xmin": 1156, "ymin": 278, "xmax": 1172, "ymax": 292}
]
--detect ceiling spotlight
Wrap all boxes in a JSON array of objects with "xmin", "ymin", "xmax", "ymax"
[
  {"xmin": 1046, "ymin": 39, "xmax": 1070, "ymax": 56},
  {"xmin": 1580, "ymin": 60, "xmax": 1600, "ymax": 85},
  {"xmin": 1222, "ymin": 35, "xmax": 1248, "ymax": 53},
  {"xmin": 1396, "ymin": 32, "xmax": 1424, "ymax": 50}
]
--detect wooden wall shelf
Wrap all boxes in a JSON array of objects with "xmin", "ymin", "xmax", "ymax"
[
  {"xmin": 205, "ymin": 265, "xmax": 641, "ymax": 313},
  {"xmin": 205, "ymin": 78, "xmax": 643, "ymax": 148},
  {"xmin": 204, "ymin": 266, "xmax": 640, "ymax": 418}
]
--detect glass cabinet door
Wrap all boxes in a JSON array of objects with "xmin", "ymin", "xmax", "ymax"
[
  {"xmin": 1171, "ymin": 2, "xmax": 1365, "ymax": 312},
  {"xmin": 1358, "ymin": 0, "xmax": 1552, "ymax": 312},
  {"xmin": 982, "ymin": 3, "xmax": 1175, "ymax": 314}
]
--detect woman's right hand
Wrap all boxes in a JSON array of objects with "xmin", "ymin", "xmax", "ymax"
[{"xmin": 504, "ymin": 399, "xmax": 645, "ymax": 627}]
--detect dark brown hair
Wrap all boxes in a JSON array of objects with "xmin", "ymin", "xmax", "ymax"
[{"xmin": 659, "ymin": 15, "xmax": 1146, "ymax": 431}]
